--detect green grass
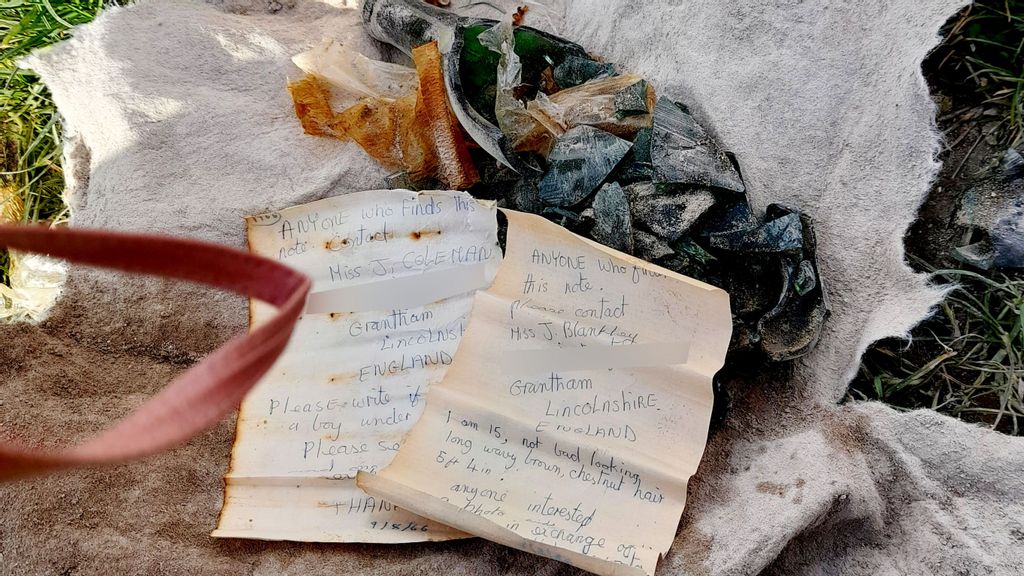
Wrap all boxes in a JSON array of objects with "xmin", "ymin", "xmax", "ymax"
[
  {"xmin": 0, "ymin": 0, "xmax": 118, "ymax": 285},
  {"xmin": 930, "ymin": 0, "xmax": 1024, "ymax": 145},
  {"xmin": 849, "ymin": 2, "xmax": 1024, "ymax": 436},
  {"xmin": 0, "ymin": 245, "xmax": 8, "ymax": 285},
  {"xmin": 850, "ymin": 266, "xmax": 1024, "ymax": 435}
]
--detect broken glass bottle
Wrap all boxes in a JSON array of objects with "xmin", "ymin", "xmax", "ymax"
[
  {"xmin": 362, "ymin": 0, "xmax": 591, "ymax": 173},
  {"xmin": 351, "ymin": 2, "xmax": 832, "ymax": 364}
]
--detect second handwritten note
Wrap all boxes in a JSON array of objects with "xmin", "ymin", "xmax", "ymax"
[{"xmin": 360, "ymin": 209, "xmax": 731, "ymax": 575}]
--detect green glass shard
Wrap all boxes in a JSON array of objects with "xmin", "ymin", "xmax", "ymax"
[
  {"xmin": 651, "ymin": 97, "xmax": 745, "ymax": 192},
  {"xmin": 671, "ymin": 236, "xmax": 717, "ymax": 266},
  {"xmin": 793, "ymin": 259, "xmax": 817, "ymax": 296},
  {"xmin": 591, "ymin": 182, "xmax": 633, "ymax": 253},
  {"xmin": 626, "ymin": 183, "xmax": 716, "ymax": 242},
  {"xmin": 541, "ymin": 206, "xmax": 582, "ymax": 226},
  {"xmin": 708, "ymin": 212, "xmax": 803, "ymax": 253},
  {"xmin": 539, "ymin": 126, "xmax": 631, "ymax": 207},
  {"xmin": 553, "ymin": 55, "xmax": 617, "ymax": 89},
  {"xmin": 614, "ymin": 79, "xmax": 650, "ymax": 119},
  {"xmin": 755, "ymin": 208, "xmax": 830, "ymax": 361},
  {"xmin": 634, "ymin": 229, "xmax": 673, "ymax": 262}
]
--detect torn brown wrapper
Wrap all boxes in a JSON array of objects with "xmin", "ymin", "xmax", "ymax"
[
  {"xmin": 336, "ymin": 94, "xmax": 417, "ymax": 169},
  {"xmin": 288, "ymin": 75, "xmax": 343, "ymax": 138},
  {"xmin": 410, "ymin": 41, "xmax": 480, "ymax": 189},
  {"xmin": 288, "ymin": 41, "xmax": 479, "ymax": 189}
]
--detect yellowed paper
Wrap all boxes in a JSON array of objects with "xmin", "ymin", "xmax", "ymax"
[
  {"xmin": 359, "ymin": 210, "xmax": 731, "ymax": 575},
  {"xmin": 214, "ymin": 189, "xmax": 500, "ymax": 543}
]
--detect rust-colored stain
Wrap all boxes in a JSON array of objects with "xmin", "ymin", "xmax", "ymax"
[
  {"xmin": 756, "ymin": 481, "xmax": 789, "ymax": 497},
  {"xmin": 792, "ymin": 477, "xmax": 806, "ymax": 504},
  {"xmin": 328, "ymin": 371, "xmax": 358, "ymax": 384},
  {"xmin": 328, "ymin": 312, "xmax": 350, "ymax": 321},
  {"xmin": 512, "ymin": 5, "xmax": 529, "ymax": 26},
  {"xmin": 409, "ymin": 229, "xmax": 443, "ymax": 241},
  {"xmin": 325, "ymin": 237, "xmax": 352, "ymax": 251}
]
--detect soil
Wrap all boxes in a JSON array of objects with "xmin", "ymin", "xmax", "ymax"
[
  {"xmin": 904, "ymin": 92, "xmax": 1008, "ymax": 270},
  {"xmin": 848, "ymin": 44, "xmax": 1024, "ymax": 432}
]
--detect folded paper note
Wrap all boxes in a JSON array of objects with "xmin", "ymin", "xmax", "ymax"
[
  {"xmin": 213, "ymin": 189, "xmax": 500, "ymax": 542},
  {"xmin": 214, "ymin": 189, "xmax": 731, "ymax": 573},
  {"xmin": 358, "ymin": 209, "xmax": 731, "ymax": 576}
]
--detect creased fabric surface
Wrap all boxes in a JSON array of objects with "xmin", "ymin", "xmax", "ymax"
[{"xmin": 3, "ymin": 0, "xmax": 1023, "ymax": 574}]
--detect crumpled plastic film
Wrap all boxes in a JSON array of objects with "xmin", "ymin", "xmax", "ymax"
[
  {"xmin": 526, "ymin": 73, "xmax": 652, "ymax": 141},
  {"xmin": 0, "ymin": 186, "xmax": 65, "ymax": 323},
  {"xmin": 288, "ymin": 41, "xmax": 478, "ymax": 189},
  {"xmin": 0, "ymin": 250, "xmax": 67, "ymax": 323},
  {"xmin": 292, "ymin": 39, "xmax": 418, "ymax": 102},
  {"xmin": 478, "ymin": 22, "xmax": 549, "ymax": 153}
]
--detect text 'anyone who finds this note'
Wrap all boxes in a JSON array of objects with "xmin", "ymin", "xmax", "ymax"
[
  {"xmin": 359, "ymin": 209, "xmax": 731, "ymax": 575},
  {"xmin": 213, "ymin": 189, "xmax": 500, "ymax": 543}
]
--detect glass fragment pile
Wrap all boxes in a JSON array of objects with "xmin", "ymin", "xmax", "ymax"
[{"xmin": 288, "ymin": 0, "xmax": 829, "ymax": 361}]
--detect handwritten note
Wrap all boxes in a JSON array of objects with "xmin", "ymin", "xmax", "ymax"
[
  {"xmin": 358, "ymin": 209, "xmax": 731, "ymax": 574},
  {"xmin": 213, "ymin": 189, "xmax": 500, "ymax": 542}
]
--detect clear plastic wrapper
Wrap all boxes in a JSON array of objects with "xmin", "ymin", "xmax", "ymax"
[
  {"xmin": 292, "ymin": 39, "xmax": 418, "ymax": 102},
  {"xmin": 288, "ymin": 41, "xmax": 478, "ymax": 189},
  {"xmin": 525, "ymin": 74, "xmax": 652, "ymax": 140},
  {"xmin": 478, "ymin": 22, "xmax": 552, "ymax": 155}
]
